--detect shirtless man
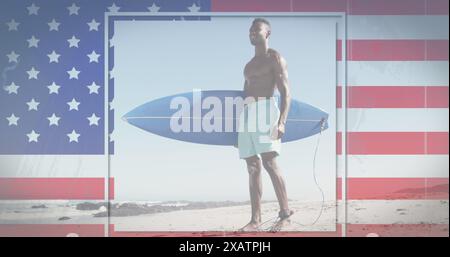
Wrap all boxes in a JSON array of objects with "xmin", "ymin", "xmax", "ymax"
[{"xmin": 238, "ymin": 18, "xmax": 293, "ymax": 231}]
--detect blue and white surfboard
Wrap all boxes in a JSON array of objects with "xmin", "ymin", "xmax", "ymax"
[{"xmin": 123, "ymin": 90, "xmax": 329, "ymax": 145}]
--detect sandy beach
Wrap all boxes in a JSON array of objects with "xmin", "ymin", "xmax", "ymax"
[
  {"xmin": 0, "ymin": 199, "xmax": 447, "ymax": 234},
  {"xmin": 112, "ymin": 200, "xmax": 337, "ymax": 232}
]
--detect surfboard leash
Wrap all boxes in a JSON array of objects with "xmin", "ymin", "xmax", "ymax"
[
  {"xmin": 307, "ymin": 117, "xmax": 326, "ymax": 225},
  {"xmin": 259, "ymin": 117, "xmax": 327, "ymax": 232}
]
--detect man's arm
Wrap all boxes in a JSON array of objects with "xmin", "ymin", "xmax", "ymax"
[
  {"xmin": 273, "ymin": 53, "xmax": 291, "ymax": 137},
  {"xmin": 243, "ymin": 79, "xmax": 249, "ymax": 92}
]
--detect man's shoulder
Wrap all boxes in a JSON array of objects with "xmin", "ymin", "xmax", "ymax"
[
  {"xmin": 268, "ymin": 48, "xmax": 281, "ymax": 58},
  {"xmin": 268, "ymin": 48, "xmax": 286, "ymax": 67}
]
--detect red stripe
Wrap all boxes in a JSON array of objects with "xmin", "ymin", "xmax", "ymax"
[
  {"xmin": 337, "ymin": 177, "xmax": 343, "ymax": 200},
  {"xmin": 427, "ymin": 132, "xmax": 449, "ymax": 154},
  {"xmin": 211, "ymin": 0, "xmax": 292, "ymax": 12},
  {"xmin": 336, "ymin": 85, "xmax": 342, "ymax": 108},
  {"xmin": 427, "ymin": 86, "xmax": 449, "ymax": 108},
  {"xmin": 109, "ymin": 224, "xmax": 342, "ymax": 237},
  {"xmin": 337, "ymin": 86, "xmax": 449, "ymax": 108},
  {"xmin": 427, "ymin": 40, "xmax": 450, "ymax": 61},
  {"xmin": 337, "ymin": 132, "xmax": 450, "ymax": 155},
  {"xmin": 347, "ymin": 224, "xmax": 449, "ymax": 237},
  {"xmin": 343, "ymin": 86, "xmax": 428, "ymax": 108},
  {"xmin": 348, "ymin": 0, "xmax": 427, "ymax": 15},
  {"xmin": 211, "ymin": 0, "xmax": 448, "ymax": 14},
  {"xmin": 336, "ymin": 40, "xmax": 342, "ymax": 61},
  {"xmin": 343, "ymin": 86, "xmax": 449, "ymax": 108},
  {"xmin": 291, "ymin": 0, "xmax": 348, "ymax": 12},
  {"xmin": 109, "ymin": 177, "xmax": 115, "ymax": 200},
  {"xmin": 347, "ymin": 178, "xmax": 449, "ymax": 200},
  {"xmin": 343, "ymin": 132, "xmax": 449, "ymax": 155},
  {"xmin": 0, "ymin": 224, "xmax": 104, "ymax": 237},
  {"xmin": 337, "ymin": 40, "xmax": 449, "ymax": 61},
  {"xmin": 338, "ymin": 177, "xmax": 448, "ymax": 200},
  {"xmin": 3, "ymin": 223, "xmax": 447, "ymax": 237},
  {"xmin": 349, "ymin": 40, "xmax": 425, "ymax": 61},
  {"xmin": 0, "ymin": 178, "xmax": 114, "ymax": 200},
  {"xmin": 337, "ymin": 132, "xmax": 342, "ymax": 155},
  {"xmin": 427, "ymin": 0, "xmax": 450, "ymax": 15}
]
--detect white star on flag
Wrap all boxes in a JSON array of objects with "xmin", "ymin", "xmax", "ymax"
[
  {"xmin": 27, "ymin": 35, "xmax": 39, "ymax": 48},
  {"xmin": 87, "ymin": 82, "xmax": 100, "ymax": 94},
  {"xmin": 67, "ymin": 35, "xmax": 80, "ymax": 48},
  {"xmin": 67, "ymin": 3, "xmax": 80, "ymax": 15},
  {"xmin": 109, "ymin": 36, "xmax": 116, "ymax": 47},
  {"xmin": 47, "ymin": 82, "xmax": 61, "ymax": 94},
  {"xmin": 109, "ymin": 67, "xmax": 115, "ymax": 79},
  {"xmin": 87, "ymin": 113, "xmax": 100, "ymax": 126},
  {"xmin": 47, "ymin": 50, "xmax": 60, "ymax": 63},
  {"xmin": 6, "ymin": 114, "xmax": 19, "ymax": 126},
  {"xmin": 27, "ymin": 67, "xmax": 39, "ymax": 79},
  {"xmin": 0, "ymin": 0, "xmax": 217, "ymax": 157},
  {"xmin": 48, "ymin": 19, "xmax": 60, "ymax": 31},
  {"xmin": 109, "ymin": 99, "xmax": 115, "ymax": 110},
  {"xmin": 67, "ymin": 98, "xmax": 80, "ymax": 111},
  {"xmin": 27, "ymin": 130, "xmax": 40, "ymax": 142},
  {"xmin": 87, "ymin": 51, "xmax": 100, "ymax": 63},
  {"xmin": 7, "ymin": 51, "xmax": 20, "ymax": 63},
  {"xmin": 147, "ymin": 3, "xmax": 161, "ymax": 12},
  {"xmin": 5, "ymin": 82, "xmax": 19, "ymax": 94},
  {"xmin": 67, "ymin": 130, "xmax": 80, "ymax": 142},
  {"xmin": 107, "ymin": 3, "xmax": 121, "ymax": 13},
  {"xmin": 188, "ymin": 3, "xmax": 201, "ymax": 12},
  {"xmin": 27, "ymin": 3, "xmax": 40, "ymax": 15},
  {"xmin": 87, "ymin": 19, "xmax": 100, "ymax": 31},
  {"xmin": 67, "ymin": 67, "xmax": 80, "ymax": 79},
  {"xmin": 47, "ymin": 113, "xmax": 61, "ymax": 126},
  {"xmin": 6, "ymin": 19, "xmax": 20, "ymax": 31},
  {"xmin": 26, "ymin": 98, "xmax": 39, "ymax": 111}
]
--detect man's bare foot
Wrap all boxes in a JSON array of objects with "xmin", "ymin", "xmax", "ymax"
[
  {"xmin": 270, "ymin": 218, "xmax": 291, "ymax": 232},
  {"xmin": 270, "ymin": 209, "xmax": 294, "ymax": 232},
  {"xmin": 238, "ymin": 221, "xmax": 261, "ymax": 232}
]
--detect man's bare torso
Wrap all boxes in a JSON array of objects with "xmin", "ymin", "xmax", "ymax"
[{"xmin": 244, "ymin": 48, "xmax": 281, "ymax": 100}]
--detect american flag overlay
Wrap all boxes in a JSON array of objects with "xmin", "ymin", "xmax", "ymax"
[
  {"xmin": 0, "ymin": 0, "xmax": 107, "ymax": 154},
  {"xmin": 0, "ymin": 0, "xmax": 448, "ymax": 237}
]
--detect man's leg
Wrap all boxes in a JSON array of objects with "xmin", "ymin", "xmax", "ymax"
[
  {"xmin": 261, "ymin": 152, "xmax": 291, "ymax": 218},
  {"xmin": 239, "ymin": 155, "xmax": 262, "ymax": 231}
]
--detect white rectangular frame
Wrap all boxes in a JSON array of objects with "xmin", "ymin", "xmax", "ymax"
[{"xmin": 104, "ymin": 12, "xmax": 348, "ymax": 237}]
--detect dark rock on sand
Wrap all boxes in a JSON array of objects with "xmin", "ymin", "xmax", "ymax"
[
  {"xmin": 76, "ymin": 202, "xmax": 108, "ymax": 211},
  {"xmin": 93, "ymin": 201, "xmax": 252, "ymax": 217},
  {"xmin": 31, "ymin": 204, "xmax": 47, "ymax": 209},
  {"xmin": 93, "ymin": 203, "xmax": 177, "ymax": 217}
]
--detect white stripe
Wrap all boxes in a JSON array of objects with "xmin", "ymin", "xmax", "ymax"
[
  {"xmin": 338, "ymin": 200, "xmax": 449, "ymax": 225},
  {"xmin": 338, "ymin": 155, "xmax": 449, "ymax": 178},
  {"xmin": 337, "ymin": 108, "xmax": 449, "ymax": 132},
  {"xmin": 340, "ymin": 61, "xmax": 449, "ymax": 86},
  {"xmin": 345, "ymin": 15, "xmax": 449, "ymax": 39},
  {"xmin": 0, "ymin": 155, "xmax": 107, "ymax": 177}
]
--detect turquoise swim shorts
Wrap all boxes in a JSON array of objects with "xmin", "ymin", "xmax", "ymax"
[{"xmin": 238, "ymin": 97, "xmax": 281, "ymax": 159}]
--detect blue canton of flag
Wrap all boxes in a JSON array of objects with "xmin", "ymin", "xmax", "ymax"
[{"xmin": 0, "ymin": 0, "xmax": 211, "ymax": 154}]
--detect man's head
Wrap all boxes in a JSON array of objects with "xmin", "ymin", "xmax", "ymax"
[{"xmin": 249, "ymin": 18, "xmax": 271, "ymax": 46}]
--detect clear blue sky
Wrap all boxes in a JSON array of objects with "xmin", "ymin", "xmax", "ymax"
[{"xmin": 112, "ymin": 16, "xmax": 337, "ymax": 202}]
